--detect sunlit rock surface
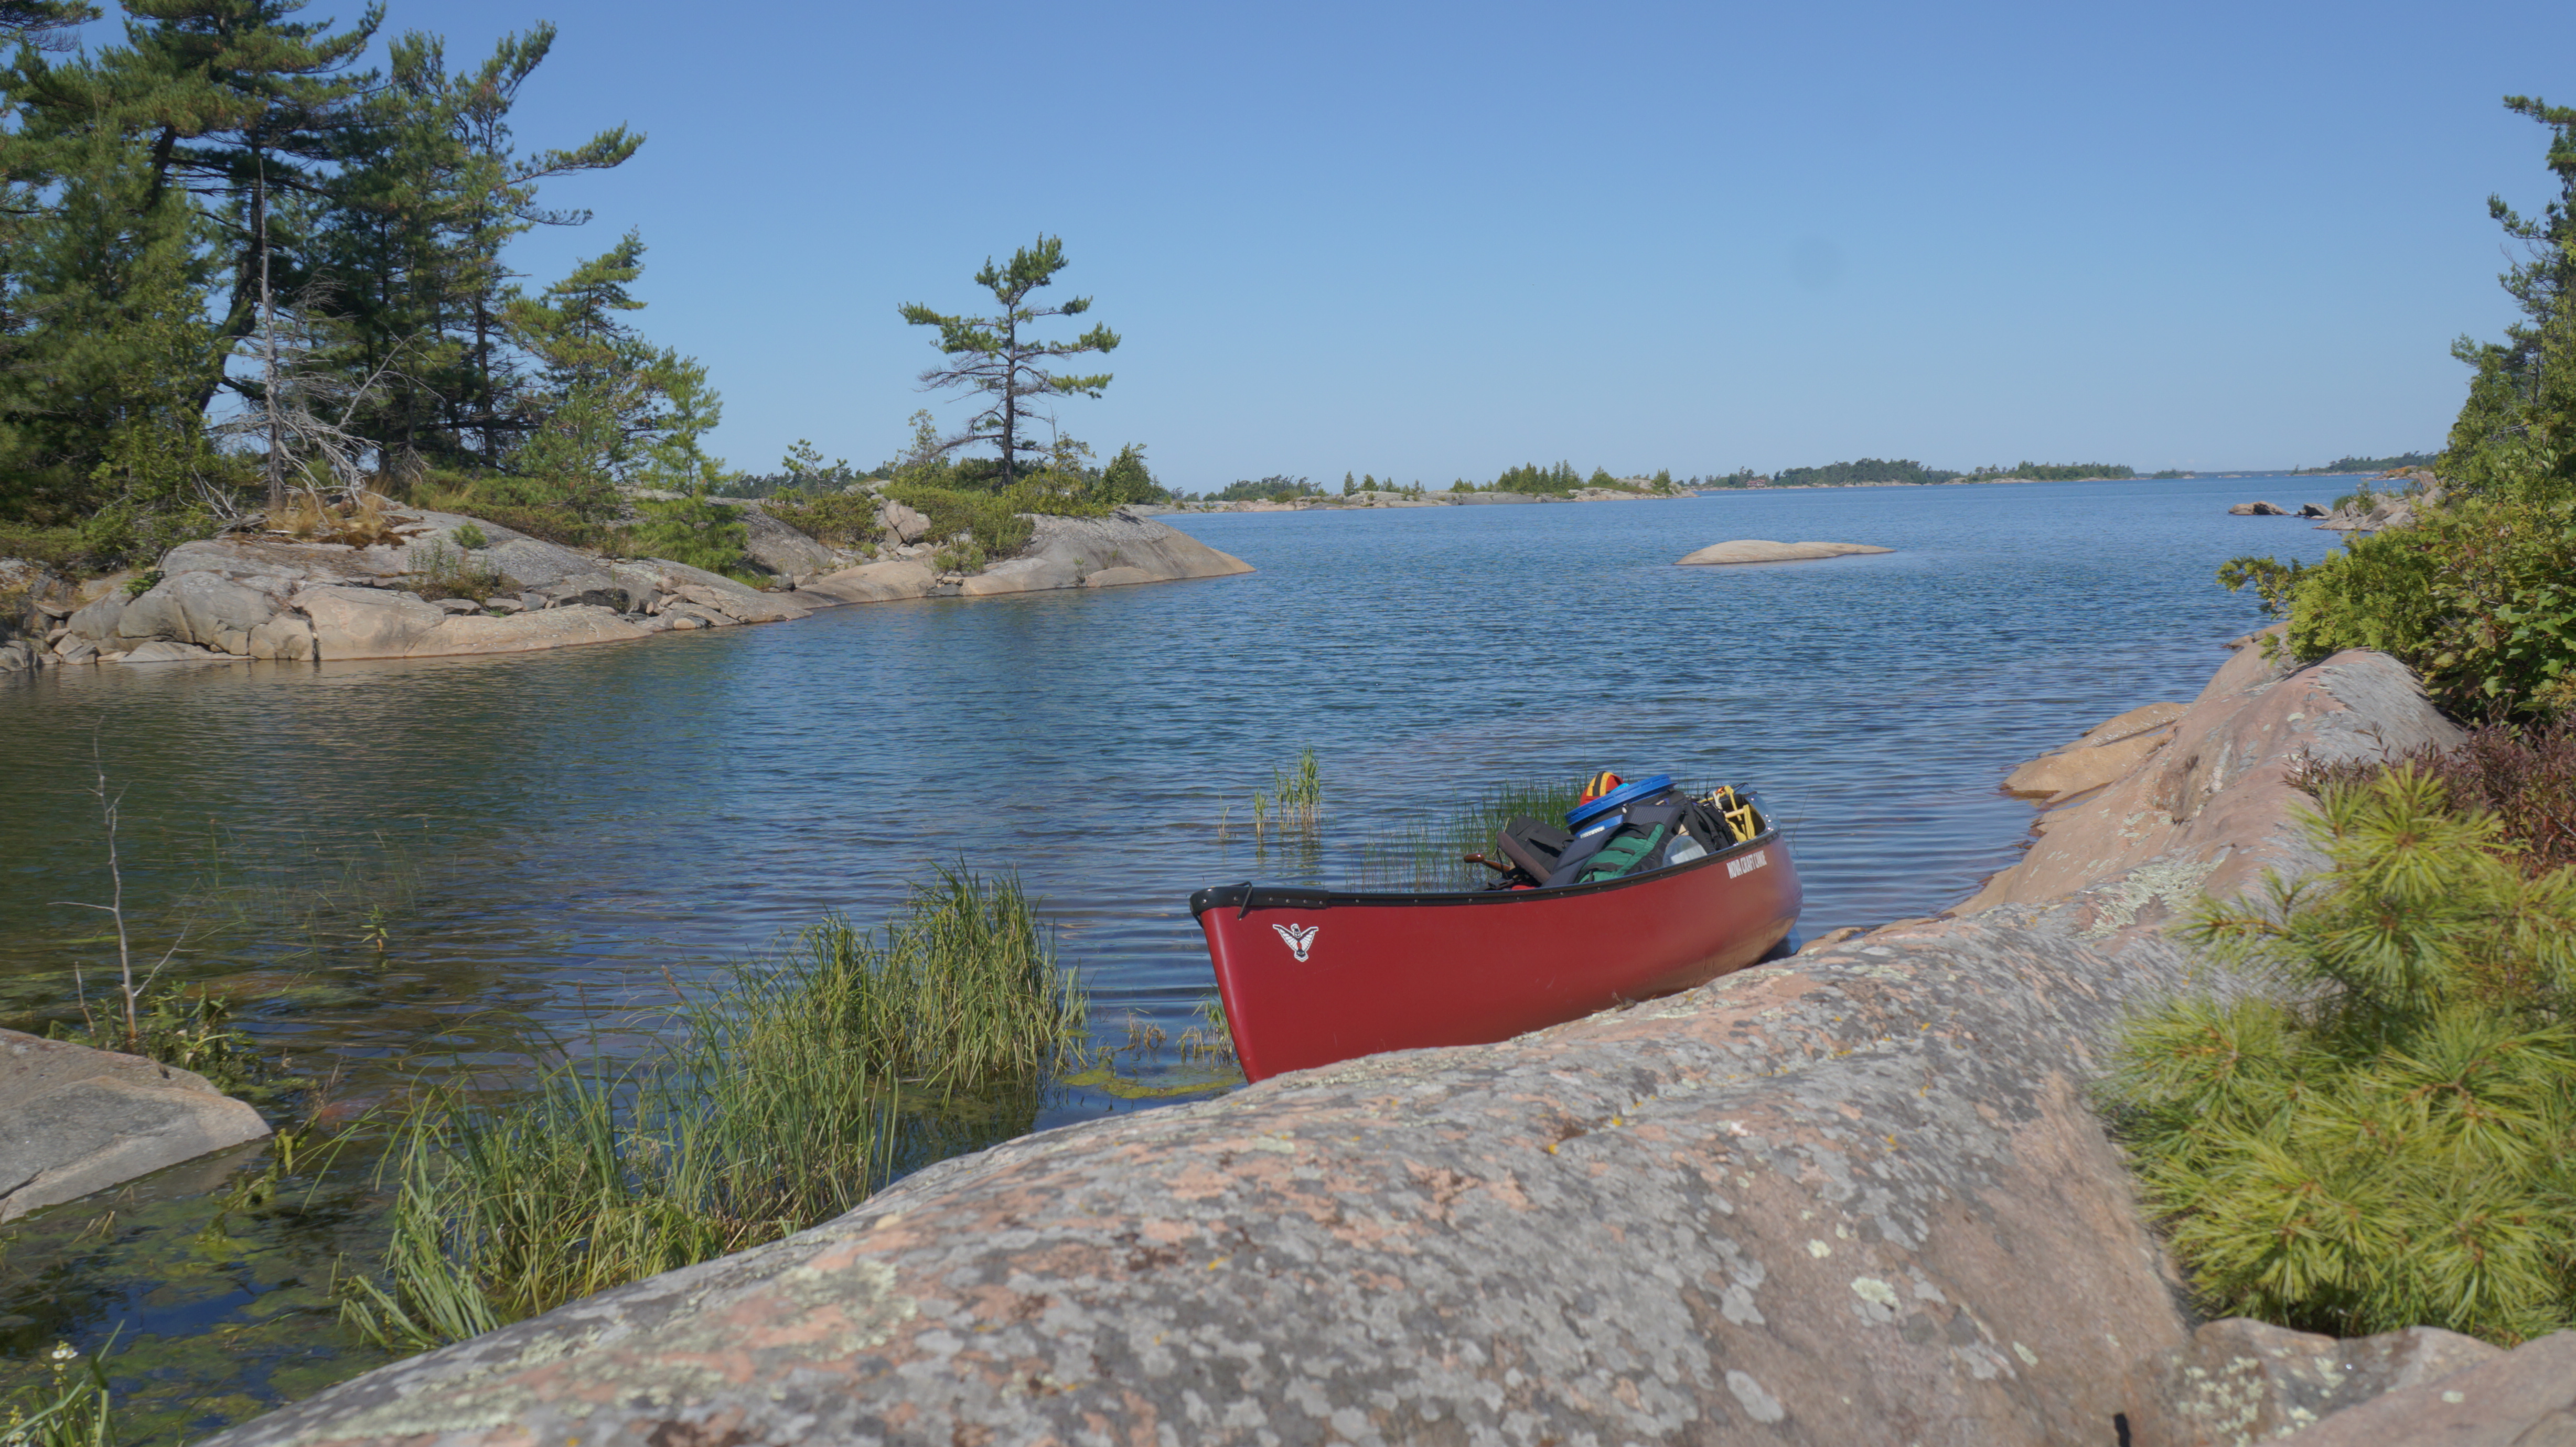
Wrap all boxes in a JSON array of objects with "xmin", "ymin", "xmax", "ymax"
[
  {"xmin": 1674, "ymin": 538, "xmax": 1894, "ymax": 565},
  {"xmin": 1, "ymin": 1029, "xmax": 270, "ymax": 1223}
]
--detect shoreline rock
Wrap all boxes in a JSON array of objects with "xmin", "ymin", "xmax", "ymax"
[
  {"xmin": 1958, "ymin": 626, "xmax": 2461, "ymax": 921},
  {"xmin": 1675, "ymin": 538, "xmax": 1894, "ymax": 566},
  {"xmin": 2, "ymin": 503, "xmax": 1252, "ymax": 676},
  {"xmin": 2, "ymin": 1028, "xmax": 271, "ymax": 1223},
  {"xmin": 194, "ymin": 637, "xmax": 2500, "ymax": 1447}
]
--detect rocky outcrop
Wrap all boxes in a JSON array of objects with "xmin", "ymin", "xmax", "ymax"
[
  {"xmin": 1675, "ymin": 538, "xmax": 1894, "ymax": 565},
  {"xmin": 208, "ymin": 916, "xmax": 2208, "ymax": 1447},
  {"xmin": 7, "ymin": 497, "xmax": 1254, "ymax": 681},
  {"xmin": 1958, "ymin": 633, "xmax": 2462, "ymax": 921},
  {"xmin": 736, "ymin": 506, "xmax": 840, "ymax": 584},
  {"xmin": 2126, "ymin": 1318, "xmax": 2501, "ymax": 1445},
  {"xmin": 801, "ymin": 508, "xmax": 1252, "ymax": 605},
  {"xmin": 200, "ymin": 632, "xmax": 2510, "ymax": 1447},
  {"xmin": 2228, "ymin": 500, "xmax": 2291, "ymax": 515},
  {"xmin": 1999, "ymin": 700, "xmax": 2186, "ymax": 805},
  {"xmin": 1, "ymin": 1027, "xmax": 271, "ymax": 1222},
  {"xmin": 2314, "ymin": 497, "xmax": 2418, "ymax": 533},
  {"xmin": 21, "ymin": 514, "xmax": 828, "ymax": 668},
  {"xmin": 2270, "ymin": 1332, "xmax": 2576, "ymax": 1445},
  {"xmin": 876, "ymin": 499, "xmax": 931, "ymax": 544}
]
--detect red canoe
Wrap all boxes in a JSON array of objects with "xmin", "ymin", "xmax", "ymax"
[{"xmin": 1190, "ymin": 822, "xmax": 1801, "ymax": 1082}]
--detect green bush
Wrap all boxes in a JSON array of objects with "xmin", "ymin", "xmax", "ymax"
[
  {"xmin": 881, "ymin": 482, "xmax": 1034, "ymax": 559},
  {"xmin": 763, "ymin": 488, "xmax": 880, "ymax": 547},
  {"xmin": 1097, "ymin": 442, "xmax": 1166, "ymax": 504},
  {"xmin": 405, "ymin": 538, "xmax": 506, "ymax": 603},
  {"xmin": 622, "ymin": 491, "xmax": 755, "ymax": 580},
  {"xmin": 0, "ymin": 521, "xmax": 93, "ymax": 570},
  {"xmin": 2102, "ymin": 767, "xmax": 2576, "ymax": 1343},
  {"xmin": 2230, "ymin": 490, "xmax": 2576, "ymax": 718}
]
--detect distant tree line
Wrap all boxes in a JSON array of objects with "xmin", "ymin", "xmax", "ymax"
[
  {"xmin": 2292, "ymin": 451, "xmax": 2440, "ymax": 475},
  {"xmin": 1741, "ymin": 458, "xmax": 2139, "ymax": 488}
]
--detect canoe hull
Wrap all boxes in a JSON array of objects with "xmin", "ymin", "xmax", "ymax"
[{"xmin": 1193, "ymin": 833, "xmax": 1800, "ymax": 1082}]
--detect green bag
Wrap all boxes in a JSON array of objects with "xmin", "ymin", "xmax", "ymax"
[{"xmin": 1577, "ymin": 824, "xmax": 1668, "ymax": 884}]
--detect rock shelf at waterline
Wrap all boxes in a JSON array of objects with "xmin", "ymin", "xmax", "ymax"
[
  {"xmin": 0, "ymin": 504, "xmax": 1252, "ymax": 672},
  {"xmin": 1, "ymin": 1028, "xmax": 271, "ymax": 1222},
  {"xmin": 1673, "ymin": 538, "xmax": 1895, "ymax": 566},
  {"xmin": 196, "ymin": 631, "xmax": 2546, "ymax": 1447}
]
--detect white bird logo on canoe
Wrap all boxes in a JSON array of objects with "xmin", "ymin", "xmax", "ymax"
[{"xmin": 1272, "ymin": 922, "xmax": 1318, "ymax": 962}]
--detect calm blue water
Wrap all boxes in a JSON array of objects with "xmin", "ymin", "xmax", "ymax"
[
  {"xmin": 0, "ymin": 474, "xmax": 2355, "ymax": 1097},
  {"xmin": 0, "ymin": 472, "xmax": 2362, "ymax": 1434}
]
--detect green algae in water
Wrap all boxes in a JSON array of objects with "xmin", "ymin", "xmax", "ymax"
[{"xmin": 0, "ymin": 1137, "xmax": 402, "ymax": 1447}]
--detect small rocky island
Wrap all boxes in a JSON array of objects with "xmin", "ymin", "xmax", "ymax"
[
  {"xmin": 1673, "ymin": 538, "xmax": 1893, "ymax": 565},
  {"xmin": 0, "ymin": 493, "xmax": 1251, "ymax": 671}
]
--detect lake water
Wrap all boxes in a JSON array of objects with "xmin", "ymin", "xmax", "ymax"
[{"xmin": 0, "ymin": 472, "xmax": 2360, "ymax": 1434}]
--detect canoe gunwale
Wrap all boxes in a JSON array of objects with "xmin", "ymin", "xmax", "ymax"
[{"xmin": 1188, "ymin": 823, "xmax": 1787, "ymax": 918}]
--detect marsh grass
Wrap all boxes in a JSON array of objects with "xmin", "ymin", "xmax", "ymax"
[
  {"xmin": 1248, "ymin": 747, "xmax": 1323, "ymax": 851},
  {"xmin": 1351, "ymin": 775, "xmax": 1589, "ymax": 892},
  {"xmin": 345, "ymin": 868, "xmax": 1087, "ymax": 1349}
]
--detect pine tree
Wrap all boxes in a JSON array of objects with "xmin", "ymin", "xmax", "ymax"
[
  {"xmin": 1099, "ymin": 442, "xmax": 1161, "ymax": 504},
  {"xmin": 899, "ymin": 235, "xmax": 1116, "ymax": 487}
]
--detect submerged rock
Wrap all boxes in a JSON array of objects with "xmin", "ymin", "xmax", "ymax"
[{"xmin": 1675, "ymin": 539, "xmax": 1894, "ymax": 565}]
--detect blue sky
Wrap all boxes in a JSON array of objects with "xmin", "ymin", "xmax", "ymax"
[{"xmin": 158, "ymin": 1, "xmax": 2576, "ymax": 484}]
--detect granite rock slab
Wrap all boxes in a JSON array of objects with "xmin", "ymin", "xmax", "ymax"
[
  {"xmin": 1675, "ymin": 539, "xmax": 1894, "ymax": 565},
  {"xmin": 201, "ymin": 916, "xmax": 2202, "ymax": 1447},
  {"xmin": 0, "ymin": 1028, "xmax": 271, "ymax": 1222}
]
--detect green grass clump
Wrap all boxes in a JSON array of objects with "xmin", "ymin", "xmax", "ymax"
[
  {"xmin": 404, "ymin": 538, "xmax": 506, "ymax": 604},
  {"xmin": 1250, "ymin": 747, "xmax": 1322, "ymax": 841},
  {"xmin": 621, "ymin": 491, "xmax": 756, "ymax": 582},
  {"xmin": 1353, "ymin": 775, "xmax": 1589, "ymax": 892},
  {"xmin": 784, "ymin": 867, "xmax": 1089, "ymax": 1084},
  {"xmin": 345, "ymin": 868, "xmax": 1087, "ymax": 1350},
  {"xmin": 2103, "ymin": 766, "xmax": 2576, "ymax": 1344}
]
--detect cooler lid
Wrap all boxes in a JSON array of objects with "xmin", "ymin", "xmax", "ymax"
[{"xmin": 1564, "ymin": 773, "xmax": 1675, "ymax": 832}]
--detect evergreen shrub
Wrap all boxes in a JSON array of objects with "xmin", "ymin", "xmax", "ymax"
[
  {"xmin": 2102, "ymin": 767, "xmax": 2576, "ymax": 1344},
  {"xmin": 762, "ymin": 488, "xmax": 879, "ymax": 546},
  {"xmin": 621, "ymin": 492, "xmax": 754, "ymax": 580},
  {"xmin": 881, "ymin": 482, "xmax": 1034, "ymax": 559}
]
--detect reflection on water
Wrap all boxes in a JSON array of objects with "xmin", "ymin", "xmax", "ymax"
[{"xmin": 0, "ymin": 473, "xmax": 2357, "ymax": 1435}]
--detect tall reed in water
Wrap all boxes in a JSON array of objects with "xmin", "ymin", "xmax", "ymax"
[
  {"xmin": 345, "ymin": 868, "xmax": 1086, "ymax": 1349},
  {"xmin": 1251, "ymin": 747, "xmax": 1322, "ymax": 841},
  {"xmin": 1354, "ymin": 775, "xmax": 1589, "ymax": 892}
]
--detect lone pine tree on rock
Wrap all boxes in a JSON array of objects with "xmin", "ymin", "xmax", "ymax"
[{"xmin": 899, "ymin": 235, "xmax": 1117, "ymax": 487}]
